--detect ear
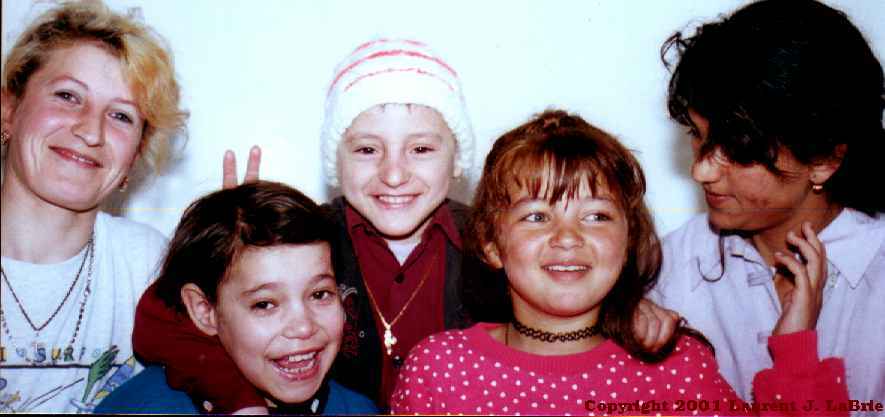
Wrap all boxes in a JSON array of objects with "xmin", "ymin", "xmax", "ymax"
[
  {"xmin": 810, "ymin": 144, "xmax": 847, "ymax": 185},
  {"xmin": 180, "ymin": 283, "xmax": 219, "ymax": 336},
  {"xmin": 483, "ymin": 241, "xmax": 504, "ymax": 270}
]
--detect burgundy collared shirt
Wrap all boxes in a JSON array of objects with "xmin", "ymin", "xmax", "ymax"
[{"xmin": 345, "ymin": 201, "xmax": 462, "ymax": 405}]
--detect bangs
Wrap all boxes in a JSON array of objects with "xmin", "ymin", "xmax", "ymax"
[{"xmin": 499, "ymin": 132, "xmax": 627, "ymax": 208}]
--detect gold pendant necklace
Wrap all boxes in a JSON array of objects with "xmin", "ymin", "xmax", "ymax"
[{"xmin": 363, "ymin": 253, "xmax": 438, "ymax": 355}]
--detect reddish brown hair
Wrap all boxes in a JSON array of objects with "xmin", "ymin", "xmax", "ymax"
[{"xmin": 468, "ymin": 109, "xmax": 689, "ymax": 361}]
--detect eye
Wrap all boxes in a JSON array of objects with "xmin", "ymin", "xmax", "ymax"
[
  {"xmin": 251, "ymin": 300, "xmax": 276, "ymax": 311},
  {"xmin": 311, "ymin": 290, "xmax": 336, "ymax": 301},
  {"xmin": 583, "ymin": 212, "xmax": 612, "ymax": 223},
  {"xmin": 354, "ymin": 146, "xmax": 376, "ymax": 155},
  {"xmin": 110, "ymin": 111, "xmax": 134, "ymax": 124},
  {"xmin": 54, "ymin": 90, "xmax": 80, "ymax": 104},
  {"xmin": 521, "ymin": 212, "xmax": 549, "ymax": 223},
  {"xmin": 413, "ymin": 145, "xmax": 435, "ymax": 154}
]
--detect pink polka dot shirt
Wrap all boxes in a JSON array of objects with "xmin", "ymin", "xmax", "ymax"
[{"xmin": 390, "ymin": 323, "xmax": 848, "ymax": 416}]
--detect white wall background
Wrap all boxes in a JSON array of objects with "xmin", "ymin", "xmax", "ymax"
[{"xmin": 3, "ymin": 0, "xmax": 884, "ymax": 238}]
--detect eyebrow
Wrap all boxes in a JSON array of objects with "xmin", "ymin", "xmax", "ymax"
[
  {"xmin": 511, "ymin": 194, "xmax": 615, "ymax": 206},
  {"xmin": 239, "ymin": 273, "xmax": 336, "ymax": 297}
]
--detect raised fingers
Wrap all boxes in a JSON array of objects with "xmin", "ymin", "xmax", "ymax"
[
  {"xmin": 222, "ymin": 150, "xmax": 238, "ymax": 189},
  {"xmin": 243, "ymin": 145, "xmax": 262, "ymax": 184}
]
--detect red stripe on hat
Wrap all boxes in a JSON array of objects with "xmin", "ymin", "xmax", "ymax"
[
  {"xmin": 351, "ymin": 38, "xmax": 428, "ymax": 55},
  {"xmin": 328, "ymin": 49, "xmax": 458, "ymax": 95},
  {"xmin": 342, "ymin": 68, "xmax": 456, "ymax": 93}
]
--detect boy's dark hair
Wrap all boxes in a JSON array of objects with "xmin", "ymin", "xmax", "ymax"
[
  {"xmin": 154, "ymin": 181, "xmax": 335, "ymax": 312},
  {"xmin": 662, "ymin": 0, "xmax": 885, "ymax": 214},
  {"xmin": 468, "ymin": 109, "xmax": 705, "ymax": 362}
]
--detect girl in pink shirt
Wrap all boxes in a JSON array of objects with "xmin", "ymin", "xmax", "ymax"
[{"xmin": 390, "ymin": 109, "xmax": 848, "ymax": 416}]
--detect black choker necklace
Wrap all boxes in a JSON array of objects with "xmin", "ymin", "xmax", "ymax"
[{"xmin": 511, "ymin": 319, "xmax": 601, "ymax": 343}]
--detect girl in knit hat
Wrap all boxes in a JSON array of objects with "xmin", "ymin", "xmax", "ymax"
[
  {"xmin": 390, "ymin": 109, "xmax": 850, "ymax": 415},
  {"xmin": 127, "ymin": 38, "xmax": 496, "ymax": 413}
]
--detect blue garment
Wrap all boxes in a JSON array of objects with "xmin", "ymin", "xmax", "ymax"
[{"xmin": 94, "ymin": 366, "xmax": 378, "ymax": 414}]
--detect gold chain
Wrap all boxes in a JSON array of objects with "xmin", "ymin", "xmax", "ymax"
[{"xmin": 362, "ymin": 253, "xmax": 439, "ymax": 355}]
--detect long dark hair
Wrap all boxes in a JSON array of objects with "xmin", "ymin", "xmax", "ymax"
[
  {"xmin": 662, "ymin": 0, "xmax": 885, "ymax": 215},
  {"xmin": 153, "ymin": 181, "xmax": 335, "ymax": 312}
]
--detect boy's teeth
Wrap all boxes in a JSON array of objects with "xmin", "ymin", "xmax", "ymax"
[
  {"xmin": 276, "ymin": 359, "xmax": 316, "ymax": 375},
  {"xmin": 546, "ymin": 265, "xmax": 588, "ymax": 272},
  {"xmin": 286, "ymin": 351, "xmax": 317, "ymax": 362}
]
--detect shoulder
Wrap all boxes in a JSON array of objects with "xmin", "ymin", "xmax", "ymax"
[
  {"xmin": 94, "ymin": 366, "xmax": 197, "ymax": 414},
  {"xmin": 326, "ymin": 380, "xmax": 379, "ymax": 414},
  {"xmin": 662, "ymin": 214, "xmax": 717, "ymax": 258},
  {"xmin": 655, "ymin": 334, "xmax": 718, "ymax": 376},
  {"xmin": 445, "ymin": 199, "xmax": 472, "ymax": 231},
  {"xmin": 96, "ymin": 212, "xmax": 168, "ymax": 257},
  {"xmin": 653, "ymin": 214, "xmax": 717, "ymax": 298}
]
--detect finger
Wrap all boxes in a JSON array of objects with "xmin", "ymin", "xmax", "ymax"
[
  {"xmin": 643, "ymin": 310, "xmax": 662, "ymax": 350},
  {"xmin": 633, "ymin": 304, "xmax": 650, "ymax": 345},
  {"xmin": 654, "ymin": 309, "xmax": 680, "ymax": 351},
  {"xmin": 801, "ymin": 222, "xmax": 828, "ymax": 290},
  {"xmin": 775, "ymin": 251, "xmax": 810, "ymax": 296},
  {"xmin": 785, "ymin": 229, "xmax": 822, "ymax": 289},
  {"xmin": 222, "ymin": 150, "xmax": 238, "ymax": 189},
  {"xmin": 243, "ymin": 145, "xmax": 262, "ymax": 183}
]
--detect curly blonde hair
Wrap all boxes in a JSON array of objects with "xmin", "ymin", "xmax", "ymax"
[{"xmin": 2, "ymin": 0, "xmax": 187, "ymax": 172}]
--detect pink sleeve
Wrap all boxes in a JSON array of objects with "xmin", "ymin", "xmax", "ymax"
[
  {"xmin": 752, "ymin": 330, "xmax": 848, "ymax": 417},
  {"xmin": 389, "ymin": 342, "xmax": 438, "ymax": 414}
]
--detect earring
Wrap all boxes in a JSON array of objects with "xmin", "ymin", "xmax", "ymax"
[
  {"xmin": 119, "ymin": 177, "xmax": 129, "ymax": 192},
  {"xmin": 811, "ymin": 183, "xmax": 824, "ymax": 193},
  {"xmin": 1, "ymin": 130, "xmax": 10, "ymax": 146}
]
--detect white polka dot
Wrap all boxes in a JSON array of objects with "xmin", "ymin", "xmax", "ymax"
[
  {"xmin": 520, "ymin": 392, "xmax": 526, "ymax": 398},
  {"xmin": 621, "ymin": 377, "xmax": 628, "ymax": 383},
  {"xmin": 679, "ymin": 388, "xmax": 686, "ymax": 394},
  {"xmin": 610, "ymin": 367, "xmax": 616, "ymax": 373},
  {"xmin": 633, "ymin": 387, "xmax": 638, "ymax": 393},
  {"xmin": 837, "ymin": 377, "xmax": 842, "ymax": 384},
  {"xmin": 423, "ymin": 365, "xmax": 430, "ymax": 370},
  {"xmin": 516, "ymin": 380, "xmax": 522, "ymax": 386},
  {"xmin": 483, "ymin": 390, "xmax": 489, "ymax": 396},
  {"xmin": 685, "ymin": 377, "xmax": 692, "ymax": 383},
  {"xmin": 462, "ymin": 381, "xmax": 469, "ymax": 386},
  {"xmin": 702, "ymin": 362, "xmax": 708, "ymax": 368},
  {"xmin": 611, "ymin": 392, "xmax": 618, "ymax": 399},
  {"xmin": 491, "ymin": 381, "xmax": 497, "ymax": 387},
  {"xmin": 684, "ymin": 356, "xmax": 690, "ymax": 362},
  {"xmin": 645, "ymin": 376, "xmax": 652, "ymax": 382},
  {"xmin": 650, "ymin": 389, "xmax": 656, "ymax": 395},
  {"xmin": 671, "ymin": 369, "xmax": 677, "ymax": 375},
  {"xmin": 444, "ymin": 372, "xmax": 450, "ymax": 378},
  {"xmin": 487, "ymin": 401, "xmax": 493, "ymax": 407},
  {"xmin": 606, "ymin": 379, "xmax": 612, "ymax": 385},
  {"xmin": 636, "ymin": 371, "xmax": 643, "ymax": 376},
  {"xmin": 561, "ymin": 376, "xmax": 567, "ymax": 382},
  {"xmin": 460, "ymin": 370, "xmax": 466, "ymax": 376},
  {"xmin": 591, "ymin": 390, "xmax": 596, "ymax": 397},
  {"xmin": 460, "ymin": 394, "xmax": 466, "ymax": 400},
  {"xmin": 551, "ymin": 383, "xmax": 557, "ymax": 389},
  {"xmin": 423, "ymin": 349, "xmax": 429, "ymax": 354},
  {"xmin": 610, "ymin": 354, "xmax": 617, "ymax": 359},
  {"xmin": 531, "ymin": 386, "xmax": 537, "ymax": 392},
  {"xmin": 597, "ymin": 364, "xmax": 603, "ymax": 369},
  {"xmin": 564, "ymin": 395, "xmax": 569, "ymax": 400},
  {"xmin": 531, "ymin": 402, "xmax": 538, "ymax": 408},
  {"xmin": 582, "ymin": 373, "xmax": 589, "ymax": 379},
  {"xmin": 473, "ymin": 363, "xmax": 479, "ymax": 369},
  {"xmin": 445, "ymin": 349, "xmax": 451, "ymax": 354},
  {"xmin": 502, "ymin": 373, "xmax": 508, "ymax": 379},
  {"xmin": 572, "ymin": 384, "xmax": 578, "ymax": 390},
  {"xmin": 417, "ymin": 393, "xmax": 422, "ymax": 398},
  {"xmin": 417, "ymin": 378, "xmax": 423, "ymax": 384},
  {"xmin": 435, "ymin": 354, "xmax": 441, "ymax": 360},
  {"xmin": 447, "ymin": 363, "xmax": 453, "ymax": 369},
  {"xmin": 458, "ymin": 356, "xmax": 464, "ymax": 362},
  {"xmin": 775, "ymin": 394, "xmax": 782, "ymax": 400},
  {"xmin": 500, "ymin": 392, "xmax": 506, "ymax": 398},
  {"xmin": 543, "ymin": 394, "xmax": 549, "ymax": 400},
  {"xmin": 618, "ymin": 360, "xmax": 625, "ymax": 366}
]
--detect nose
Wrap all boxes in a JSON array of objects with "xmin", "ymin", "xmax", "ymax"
[
  {"xmin": 691, "ymin": 150, "xmax": 725, "ymax": 184},
  {"xmin": 549, "ymin": 220, "xmax": 584, "ymax": 250},
  {"xmin": 379, "ymin": 152, "xmax": 410, "ymax": 188},
  {"xmin": 281, "ymin": 308, "xmax": 318, "ymax": 340},
  {"xmin": 71, "ymin": 109, "xmax": 104, "ymax": 147}
]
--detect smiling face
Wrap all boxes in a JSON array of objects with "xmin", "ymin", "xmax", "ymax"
[
  {"xmin": 485, "ymin": 179, "xmax": 629, "ymax": 321},
  {"xmin": 687, "ymin": 110, "xmax": 829, "ymax": 233},
  {"xmin": 1, "ymin": 42, "xmax": 143, "ymax": 212},
  {"xmin": 337, "ymin": 104, "xmax": 459, "ymax": 242},
  {"xmin": 212, "ymin": 243, "xmax": 344, "ymax": 405}
]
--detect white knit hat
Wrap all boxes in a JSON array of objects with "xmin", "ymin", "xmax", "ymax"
[{"xmin": 321, "ymin": 38, "xmax": 475, "ymax": 187}]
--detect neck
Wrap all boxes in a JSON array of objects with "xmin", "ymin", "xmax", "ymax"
[
  {"xmin": 1, "ymin": 173, "xmax": 97, "ymax": 263},
  {"xmin": 750, "ymin": 195, "xmax": 842, "ymax": 268},
  {"xmin": 505, "ymin": 298, "xmax": 605, "ymax": 355}
]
